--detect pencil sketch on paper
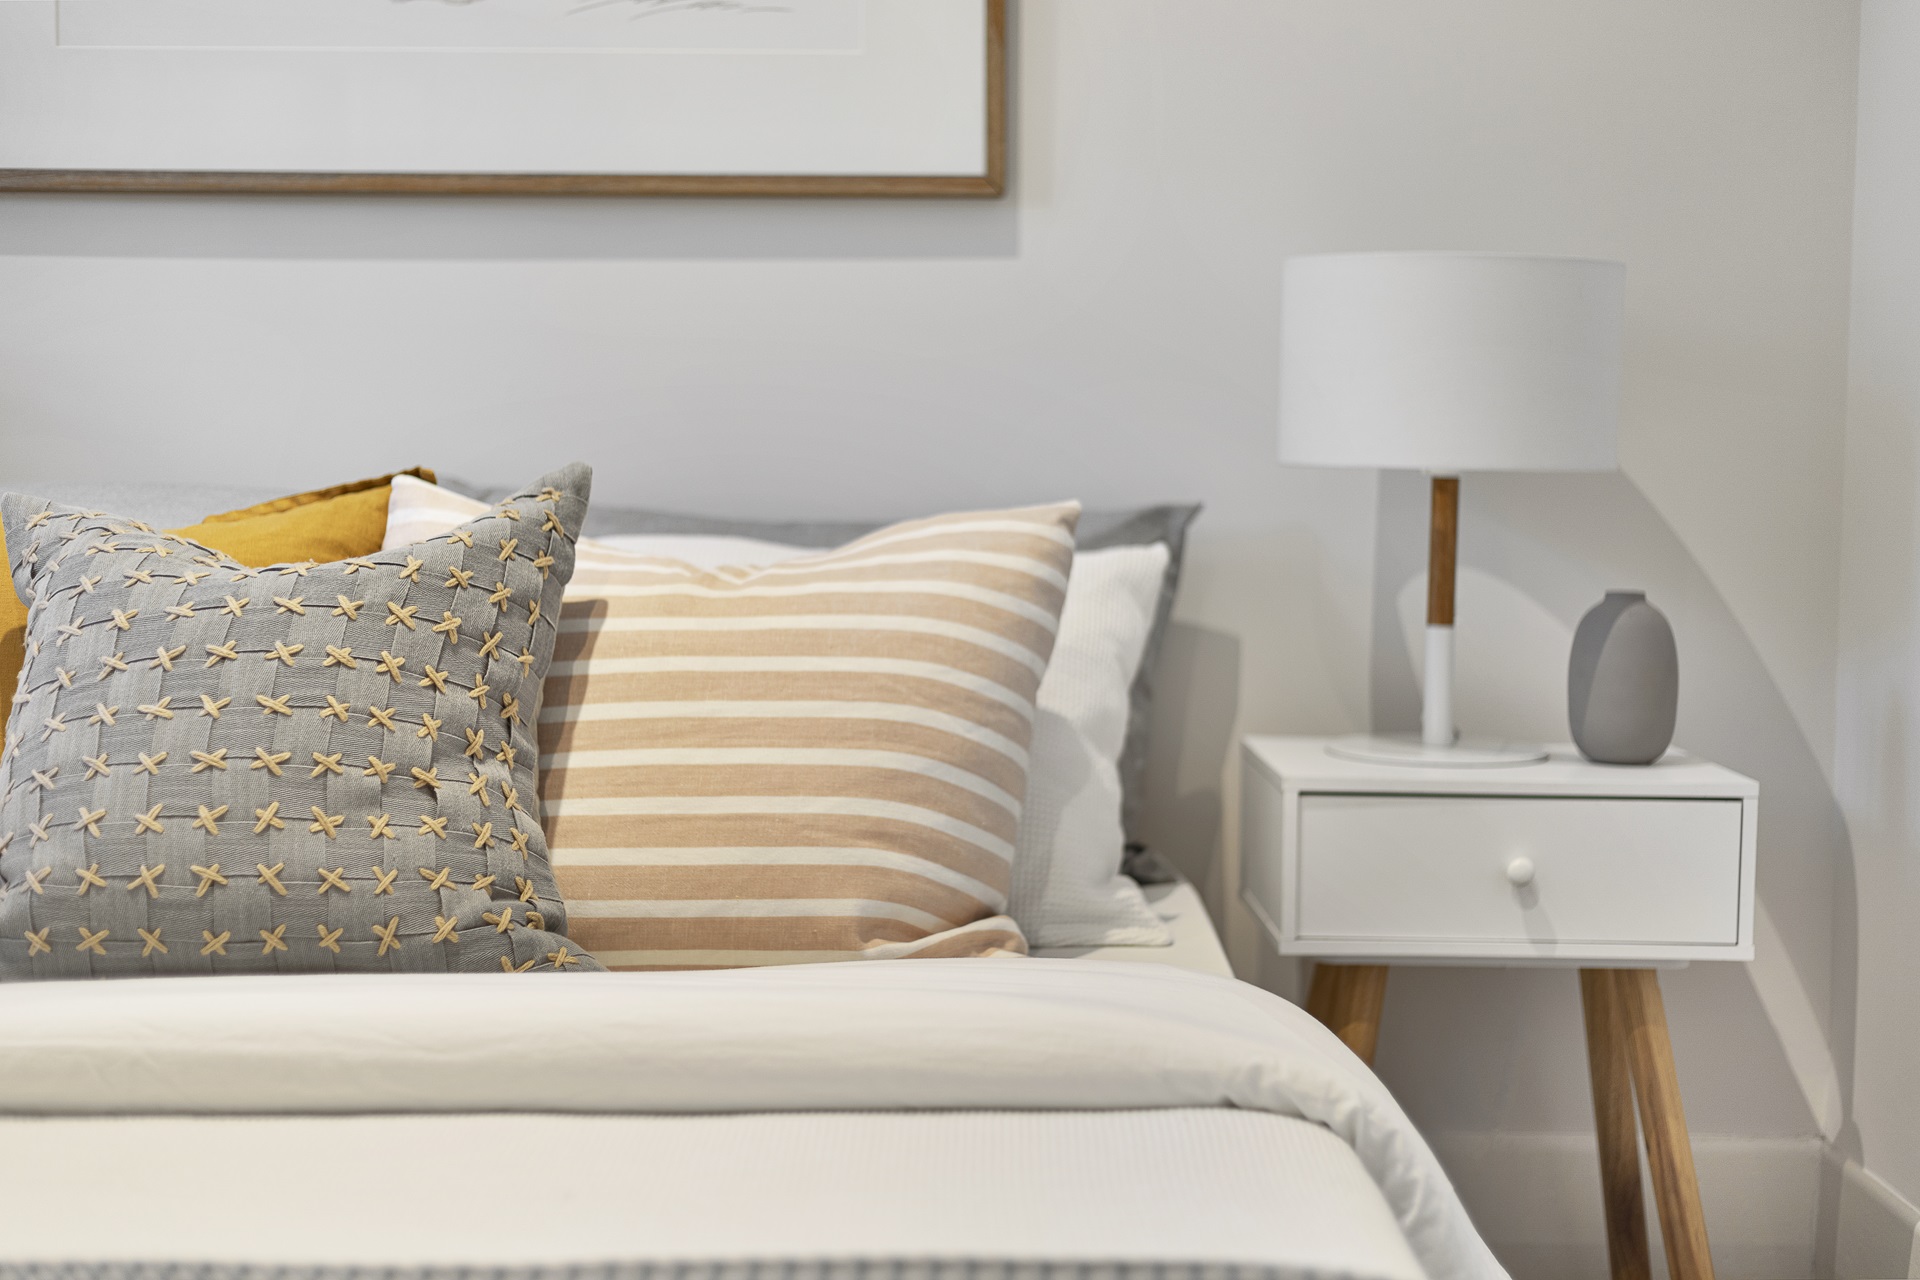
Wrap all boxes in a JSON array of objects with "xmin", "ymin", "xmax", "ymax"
[
  {"xmin": 54, "ymin": 0, "xmax": 858, "ymax": 50},
  {"xmin": 565, "ymin": 1, "xmax": 794, "ymax": 19},
  {"xmin": 390, "ymin": 0, "xmax": 794, "ymax": 16}
]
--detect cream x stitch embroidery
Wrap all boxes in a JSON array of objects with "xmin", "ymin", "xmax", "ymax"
[{"xmin": 0, "ymin": 465, "xmax": 596, "ymax": 978}]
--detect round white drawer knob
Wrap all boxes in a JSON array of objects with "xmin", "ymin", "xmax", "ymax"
[{"xmin": 1506, "ymin": 857, "xmax": 1536, "ymax": 887}]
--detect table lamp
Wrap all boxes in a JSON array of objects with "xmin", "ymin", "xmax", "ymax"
[{"xmin": 1277, "ymin": 252, "xmax": 1625, "ymax": 766}]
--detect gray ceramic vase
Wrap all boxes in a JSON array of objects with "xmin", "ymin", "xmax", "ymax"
[{"xmin": 1568, "ymin": 590, "xmax": 1678, "ymax": 765}]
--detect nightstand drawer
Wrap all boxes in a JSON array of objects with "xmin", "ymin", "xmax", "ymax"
[{"xmin": 1296, "ymin": 794, "xmax": 1743, "ymax": 946}]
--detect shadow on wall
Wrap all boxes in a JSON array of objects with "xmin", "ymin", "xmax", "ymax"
[
  {"xmin": 0, "ymin": 193, "xmax": 1020, "ymax": 261},
  {"xmin": 1136, "ymin": 621, "xmax": 1242, "ymax": 923},
  {"xmin": 1367, "ymin": 468, "xmax": 1853, "ymax": 1141}
]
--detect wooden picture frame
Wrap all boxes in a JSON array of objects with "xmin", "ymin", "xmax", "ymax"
[{"xmin": 0, "ymin": 0, "xmax": 1005, "ymax": 197}]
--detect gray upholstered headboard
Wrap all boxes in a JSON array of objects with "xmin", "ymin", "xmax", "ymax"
[{"xmin": 3, "ymin": 481, "xmax": 283, "ymax": 531}]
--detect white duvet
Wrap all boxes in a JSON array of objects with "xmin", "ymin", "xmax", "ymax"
[{"xmin": 0, "ymin": 959, "xmax": 1505, "ymax": 1280}]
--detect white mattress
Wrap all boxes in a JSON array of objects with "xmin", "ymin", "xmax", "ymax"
[
  {"xmin": 1034, "ymin": 879, "xmax": 1233, "ymax": 977},
  {"xmin": 0, "ymin": 1109, "xmax": 1420, "ymax": 1278}
]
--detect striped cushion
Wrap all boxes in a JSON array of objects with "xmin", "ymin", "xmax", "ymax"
[{"xmin": 387, "ymin": 478, "xmax": 1077, "ymax": 969}]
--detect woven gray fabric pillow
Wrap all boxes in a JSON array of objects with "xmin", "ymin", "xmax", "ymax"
[
  {"xmin": 0, "ymin": 464, "xmax": 601, "ymax": 979},
  {"xmin": 442, "ymin": 484, "xmax": 1200, "ymax": 853}
]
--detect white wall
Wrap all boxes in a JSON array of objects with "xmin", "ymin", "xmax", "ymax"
[
  {"xmin": 1835, "ymin": 0, "xmax": 1920, "ymax": 1220},
  {"xmin": 0, "ymin": 3, "xmax": 1867, "ymax": 1272}
]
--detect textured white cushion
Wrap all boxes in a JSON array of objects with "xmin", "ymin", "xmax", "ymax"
[
  {"xmin": 1011, "ymin": 543, "xmax": 1171, "ymax": 945},
  {"xmin": 389, "ymin": 494, "xmax": 1171, "ymax": 949}
]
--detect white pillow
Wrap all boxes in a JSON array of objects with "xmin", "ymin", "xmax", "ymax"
[
  {"xmin": 385, "ymin": 478, "xmax": 1172, "ymax": 948},
  {"xmin": 1011, "ymin": 542, "xmax": 1172, "ymax": 946}
]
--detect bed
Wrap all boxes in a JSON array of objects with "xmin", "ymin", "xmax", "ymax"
[
  {"xmin": 0, "ymin": 478, "xmax": 1504, "ymax": 1280},
  {"xmin": 0, "ymin": 888, "xmax": 1503, "ymax": 1280},
  {"xmin": 0, "ymin": 955, "xmax": 1497, "ymax": 1280}
]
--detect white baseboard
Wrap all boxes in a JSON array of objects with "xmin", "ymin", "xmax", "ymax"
[
  {"xmin": 1819, "ymin": 1149, "xmax": 1920, "ymax": 1279},
  {"xmin": 1427, "ymin": 1131, "xmax": 1825, "ymax": 1280}
]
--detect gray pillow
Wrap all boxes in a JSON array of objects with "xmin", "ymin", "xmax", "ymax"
[
  {"xmin": 2, "ymin": 482, "xmax": 285, "ymax": 532},
  {"xmin": 443, "ymin": 484, "xmax": 1199, "ymax": 851},
  {"xmin": 0, "ymin": 465, "xmax": 602, "ymax": 978}
]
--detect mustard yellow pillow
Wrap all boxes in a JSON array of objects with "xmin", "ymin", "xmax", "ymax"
[
  {"xmin": 170, "ymin": 466, "xmax": 436, "ymax": 564},
  {"xmin": 0, "ymin": 467, "xmax": 435, "ymax": 707}
]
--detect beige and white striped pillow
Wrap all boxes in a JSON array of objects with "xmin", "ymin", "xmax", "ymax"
[{"xmin": 386, "ymin": 478, "xmax": 1077, "ymax": 969}]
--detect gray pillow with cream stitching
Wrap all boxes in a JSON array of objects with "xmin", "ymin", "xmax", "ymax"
[{"xmin": 0, "ymin": 464, "xmax": 601, "ymax": 979}]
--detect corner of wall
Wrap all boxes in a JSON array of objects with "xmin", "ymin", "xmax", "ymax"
[{"xmin": 1819, "ymin": 1145, "xmax": 1920, "ymax": 1279}]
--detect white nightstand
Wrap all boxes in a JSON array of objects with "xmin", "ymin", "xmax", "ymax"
[{"xmin": 1241, "ymin": 735, "xmax": 1759, "ymax": 1280}]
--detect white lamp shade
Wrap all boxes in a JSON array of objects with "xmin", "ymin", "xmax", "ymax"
[{"xmin": 1277, "ymin": 252, "xmax": 1624, "ymax": 473}]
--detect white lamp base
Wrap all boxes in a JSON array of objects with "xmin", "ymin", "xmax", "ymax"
[{"xmin": 1325, "ymin": 734, "xmax": 1549, "ymax": 768}]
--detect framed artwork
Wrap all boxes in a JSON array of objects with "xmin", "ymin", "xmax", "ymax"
[{"xmin": 0, "ymin": 0, "xmax": 1005, "ymax": 195}]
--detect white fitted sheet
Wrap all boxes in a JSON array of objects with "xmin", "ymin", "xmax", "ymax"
[
  {"xmin": 1034, "ymin": 878, "xmax": 1233, "ymax": 977},
  {"xmin": 0, "ymin": 1109, "xmax": 1422, "ymax": 1279}
]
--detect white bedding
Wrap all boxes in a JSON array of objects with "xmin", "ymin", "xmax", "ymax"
[
  {"xmin": 0, "ymin": 959, "xmax": 1503, "ymax": 1280},
  {"xmin": 4, "ymin": 1110, "xmax": 1421, "ymax": 1278}
]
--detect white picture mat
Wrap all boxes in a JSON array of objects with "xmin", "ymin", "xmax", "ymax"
[{"xmin": 0, "ymin": 0, "xmax": 988, "ymax": 176}]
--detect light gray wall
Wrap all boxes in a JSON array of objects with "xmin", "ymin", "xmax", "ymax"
[
  {"xmin": 0, "ymin": 0, "xmax": 1865, "ymax": 1225},
  {"xmin": 1835, "ymin": 0, "xmax": 1920, "ymax": 1215}
]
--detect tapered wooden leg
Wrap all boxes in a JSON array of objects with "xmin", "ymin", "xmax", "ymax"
[
  {"xmin": 1329, "ymin": 965, "xmax": 1390, "ymax": 1065},
  {"xmin": 1309, "ymin": 964, "xmax": 1389, "ymax": 1066},
  {"xmin": 1581, "ymin": 970, "xmax": 1653, "ymax": 1280},
  {"xmin": 1615, "ymin": 969, "xmax": 1715, "ymax": 1280},
  {"xmin": 1305, "ymin": 963, "xmax": 1339, "ymax": 1024}
]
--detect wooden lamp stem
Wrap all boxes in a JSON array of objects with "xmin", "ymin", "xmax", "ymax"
[
  {"xmin": 1427, "ymin": 476, "xmax": 1459, "ymax": 627},
  {"xmin": 1422, "ymin": 476, "xmax": 1460, "ymax": 746}
]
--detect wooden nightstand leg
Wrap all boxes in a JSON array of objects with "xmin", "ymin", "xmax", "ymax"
[
  {"xmin": 1305, "ymin": 963, "xmax": 1339, "ymax": 1023},
  {"xmin": 1616, "ymin": 969, "xmax": 1716, "ymax": 1280},
  {"xmin": 1580, "ymin": 969, "xmax": 1653, "ymax": 1280},
  {"xmin": 1309, "ymin": 963, "xmax": 1389, "ymax": 1066}
]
